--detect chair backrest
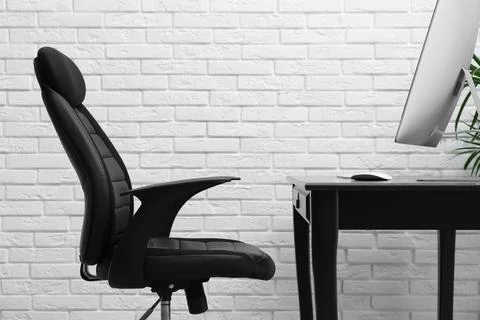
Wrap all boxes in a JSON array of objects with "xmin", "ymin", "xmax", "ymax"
[{"xmin": 34, "ymin": 47, "xmax": 133, "ymax": 265}]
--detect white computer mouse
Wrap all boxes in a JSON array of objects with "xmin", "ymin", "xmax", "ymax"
[{"xmin": 350, "ymin": 172, "xmax": 392, "ymax": 181}]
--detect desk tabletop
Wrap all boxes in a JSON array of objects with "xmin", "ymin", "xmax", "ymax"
[{"xmin": 287, "ymin": 175, "xmax": 480, "ymax": 191}]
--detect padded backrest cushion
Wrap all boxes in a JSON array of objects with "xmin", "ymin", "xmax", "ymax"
[
  {"xmin": 73, "ymin": 105, "xmax": 132, "ymax": 248},
  {"xmin": 34, "ymin": 47, "xmax": 133, "ymax": 265},
  {"xmin": 36, "ymin": 47, "xmax": 86, "ymax": 107}
]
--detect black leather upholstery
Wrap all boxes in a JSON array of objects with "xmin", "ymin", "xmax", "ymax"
[
  {"xmin": 145, "ymin": 238, "xmax": 275, "ymax": 280},
  {"xmin": 36, "ymin": 47, "xmax": 86, "ymax": 107},
  {"xmin": 34, "ymin": 47, "xmax": 275, "ymax": 316},
  {"xmin": 34, "ymin": 47, "xmax": 133, "ymax": 264}
]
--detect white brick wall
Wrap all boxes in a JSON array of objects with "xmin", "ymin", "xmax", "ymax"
[{"xmin": 1, "ymin": 0, "xmax": 480, "ymax": 319}]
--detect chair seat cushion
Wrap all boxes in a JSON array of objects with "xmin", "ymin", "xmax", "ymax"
[{"xmin": 144, "ymin": 238, "xmax": 275, "ymax": 282}]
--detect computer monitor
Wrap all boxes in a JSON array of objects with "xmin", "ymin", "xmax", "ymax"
[{"xmin": 395, "ymin": 0, "xmax": 480, "ymax": 147}]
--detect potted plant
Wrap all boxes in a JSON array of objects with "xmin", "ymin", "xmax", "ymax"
[{"xmin": 455, "ymin": 54, "xmax": 480, "ymax": 175}]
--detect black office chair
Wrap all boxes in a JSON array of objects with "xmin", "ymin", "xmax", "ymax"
[{"xmin": 33, "ymin": 47, "xmax": 275, "ymax": 320}]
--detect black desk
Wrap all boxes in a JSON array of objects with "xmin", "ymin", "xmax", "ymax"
[{"xmin": 288, "ymin": 176, "xmax": 480, "ymax": 320}]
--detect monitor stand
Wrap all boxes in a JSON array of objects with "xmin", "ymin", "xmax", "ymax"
[
  {"xmin": 418, "ymin": 68, "xmax": 480, "ymax": 183},
  {"xmin": 461, "ymin": 67, "xmax": 480, "ymax": 115}
]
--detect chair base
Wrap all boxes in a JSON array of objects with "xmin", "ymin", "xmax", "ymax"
[
  {"xmin": 160, "ymin": 299, "xmax": 170, "ymax": 320},
  {"xmin": 139, "ymin": 291, "xmax": 171, "ymax": 320},
  {"xmin": 140, "ymin": 282, "xmax": 208, "ymax": 319}
]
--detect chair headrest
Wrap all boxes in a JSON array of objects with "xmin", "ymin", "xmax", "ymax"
[{"xmin": 35, "ymin": 47, "xmax": 86, "ymax": 107}]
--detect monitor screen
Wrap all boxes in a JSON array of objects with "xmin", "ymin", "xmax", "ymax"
[{"xmin": 395, "ymin": 0, "xmax": 480, "ymax": 147}]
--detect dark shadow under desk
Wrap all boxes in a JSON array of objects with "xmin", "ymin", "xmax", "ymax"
[{"xmin": 288, "ymin": 176, "xmax": 480, "ymax": 320}]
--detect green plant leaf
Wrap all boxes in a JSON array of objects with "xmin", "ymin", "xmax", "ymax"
[
  {"xmin": 461, "ymin": 138, "xmax": 480, "ymax": 146},
  {"xmin": 472, "ymin": 154, "xmax": 480, "ymax": 175},
  {"xmin": 463, "ymin": 150, "xmax": 480, "ymax": 170},
  {"xmin": 473, "ymin": 54, "xmax": 480, "ymax": 67},
  {"xmin": 470, "ymin": 113, "xmax": 480, "ymax": 141}
]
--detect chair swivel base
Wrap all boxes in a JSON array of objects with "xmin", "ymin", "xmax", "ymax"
[
  {"xmin": 139, "ymin": 282, "xmax": 208, "ymax": 320},
  {"xmin": 160, "ymin": 299, "xmax": 171, "ymax": 320},
  {"xmin": 139, "ymin": 292, "xmax": 171, "ymax": 320}
]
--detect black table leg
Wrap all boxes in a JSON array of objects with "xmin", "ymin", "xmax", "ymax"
[
  {"xmin": 294, "ymin": 206, "xmax": 313, "ymax": 320},
  {"xmin": 438, "ymin": 229, "xmax": 456, "ymax": 320},
  {"xmin": 311, "ymin": 191, "xmax": 339, "ymax": 320}
]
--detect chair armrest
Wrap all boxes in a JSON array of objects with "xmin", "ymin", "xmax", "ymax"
[
  {"xmin": 108, "ymin": 176, "xmax": 240, "ymax": 288},
  {"xmin": 121, "ymin": 176, "xmax": 240, "ymax": 200}
]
